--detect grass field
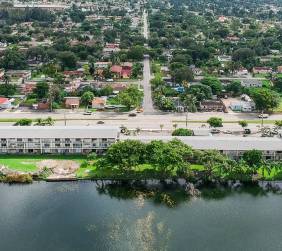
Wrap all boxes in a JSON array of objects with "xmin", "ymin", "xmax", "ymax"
[
  {"xmin": 0, "ymin": 155, "xmax": 86, "ymax": 172},
  {"xmin": 274, "ymin": 97, "xmax": 282, "ymax": 113}
]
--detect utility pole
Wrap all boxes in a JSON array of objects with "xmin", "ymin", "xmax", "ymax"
[{"xmin": 64, "ymin": 112, "xmax": 66, "ymax": 126}]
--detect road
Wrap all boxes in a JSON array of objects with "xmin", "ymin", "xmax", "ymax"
[
  {"xmin": 142, "ymin": 10, "xmax": 155, "ymax": 114},
  {"xmin": 1, "ymin": 110, "xmax": 282, "ymax": 132}
]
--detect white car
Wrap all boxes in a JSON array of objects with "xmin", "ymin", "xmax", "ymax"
[{"xmin": 258, "ymin": 114, "xmax": 269, "ymax": 119}]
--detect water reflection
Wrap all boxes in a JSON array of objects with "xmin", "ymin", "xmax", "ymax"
[{"xmin": 94, "ymin": 180, "xmax": 281, "ymax": 207}]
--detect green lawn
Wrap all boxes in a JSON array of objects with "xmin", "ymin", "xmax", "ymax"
[
  {"xmin": 274, "ymin": 97, "xmax": 282, "ymax": 113},
  {"xmin": 0, "ymin": 155, "xmax": 86, "ymax": 172},
  {"xmin": 76, "ymin": 163, "xmax": 205, "ymax": 179}
]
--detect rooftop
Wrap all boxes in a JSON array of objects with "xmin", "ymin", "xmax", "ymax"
[
  {"xmin": 121, "ymin": 136, "xmax": 282, "ymax": 151},
  {"xmin": 0, "ymin": 126, "xmax": 119, "ymax": 139}
]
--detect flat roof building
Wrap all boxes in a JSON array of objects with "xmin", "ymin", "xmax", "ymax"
[
  {"xmin": 0, "ymin": 126, "xmax": 119, "ymax": 154},
  {"xmin": 122, "ymin": 136, "xmax": 282, "ymax": 160}
]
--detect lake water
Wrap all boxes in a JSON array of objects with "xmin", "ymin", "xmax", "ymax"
[{"xmin": 1, "ymin": 181, "xmax": 282, "ymax": 251}]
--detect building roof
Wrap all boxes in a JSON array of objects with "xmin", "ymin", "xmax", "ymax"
[
  {"xmin": 121, "ymin": 136, "xmax": 282, "ymax": 151},
  {"xmin": 0, "ymin": 126, "xmax": 119, "ymax": 139},
  {"xmin": 0, "ymin": 97, "xmax": 9, "ymax": 104},
  {"xmin": 92, "ymin": 97, "xmax": 106, "ymax": 105},
  {"xmin": 111, "ymin": 65, "xmax": 122, "ymax": 73}
]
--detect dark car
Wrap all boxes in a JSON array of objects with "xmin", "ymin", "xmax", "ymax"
[
  {"xmin": 244, "ymin": 128, "xmax": 251, "ymax": 134},
  {"xmin": 97, "ymin": 121, "xmax": 105, "ymax": 124},
  {"xmin": 129, "ymin": 113, "xmax": 137, "ymax": 117}
]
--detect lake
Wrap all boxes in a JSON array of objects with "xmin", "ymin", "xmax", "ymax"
[{"xmin": 1, "ymin": 181, "xmax": 282, "ymax": 251}]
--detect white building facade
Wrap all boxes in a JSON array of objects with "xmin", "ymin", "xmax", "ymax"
[{"xmin": 0, "ymin": 126, "xmax": 119, "ymax": 154}]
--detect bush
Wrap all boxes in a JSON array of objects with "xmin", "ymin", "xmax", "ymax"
[
  {"xmin": 3, "ymin": 174, "xmax": 33, "ymax": 183},
  {"xmin": 14, "ymin": 118, "xmax": 33, "ymax": 126},
  {"xmin": 207, "ymin": 117, "xmax": 223, "ymax": 127},
  {"xmin": 172, "ymin": 128, "xmax": 194, "ymax": 136}
]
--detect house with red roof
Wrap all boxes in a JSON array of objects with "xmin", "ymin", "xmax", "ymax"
[
  {"xmin": 111, "ymin": 62, "xmax": 133, "ymax": 79},
  {"xmin": 92, "ymin": 97, "xmax": 106, "ymax": 109},
  {"xmin": 0, "ymin": 97, "xmax": 13, "ymax": 109}
]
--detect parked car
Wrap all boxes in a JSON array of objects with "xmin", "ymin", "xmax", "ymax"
[
  {"xmin": 211, "ymin": 129, "xmax": 221, "ymax": 134},
  {"xmin": 83, "ymin": 111, "xmax": 92, "ymax": 115},
  {"xmin": 258, "ymin": 114, "xmax": 269, "ymax": 119},
  {"xmin": 244, "ymin": 128, "xmax": 251, "ymax": 134},
  {"xmin": 129, "ymin": 113, "xmax": 137, "ymax": 117},
  {"xmin": 97, "ymin": 121, "xmax": 105, "ymax": 124}
]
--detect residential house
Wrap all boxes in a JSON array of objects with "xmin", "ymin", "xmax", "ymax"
[
  {"xmin": 111, "ymin": 65, "xmax": 123, "ymax": 78},
  {"xmin": 22, "ymin": 82, "xmax": 36, "ymax": 95},
  {"xmin": 277, "ymin": 66, "xmax": 282, "ymax": 73},
  {"xmin": 189, "ymin": 65, "xmax": 203, "ymax": 76},
  {"xmin": 94, "ymin": 62, "xmax": 112, "ymax": 69},
  {"xmin": 63, "ymin": 69, "xmax": 84, "ymax": 78},
  {"xmin": 111, "ymin": 63, "xmax": 133, "ymax": 79},
  {"xmin": 0, "ymin": 98, "xmax": 13, "ymax": 109},
  {"xmin": 103, "ymin": 43, "xmax": 120, "ymax": 56},
  {"xmin": 226, "ymin": 36, "xmax": 240, "ymax": 42},
  {"xmin": 235, "ymin": 67, "xmax": 249, "ymax": 76},
  {"xmin": 64, "ymin": 97, "xmax": 80, "ymax": 109},
  {"xmin": 160, "ymin": 66, "xmax": 170, "ymax": 76},
  {"xmin": 92, "ymin": 97, "xmax": 106, "ymax": 109},
  {"xmin": 241, "ymin": 79, "xmax": 262, "ymax": 88},
  {"xmin": 121, "ymin": 62, "xmax": 133, "ymax": 78},
  {"xmin": 199, "ymin": 100, "xmax": 226, "ymax": 112},
  {"xmin": 6, "ymin": 70, "xmax": 31, "ymax": 81},
  {"xmin": 218, "ymin": 16, "xmax": 228, "ymax": 22},
  {"xmin": 230, "ymin": 101, "xmax": 255, "ymax": 112},
  {"xmin": 253, "ymin": 67, "xmax": 272, "ymax": 74}
]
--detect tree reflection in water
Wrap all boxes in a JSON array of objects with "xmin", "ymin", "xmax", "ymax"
[{"xmin": 94, "ymin": 180, "xmax": 277, "ymax": 207}]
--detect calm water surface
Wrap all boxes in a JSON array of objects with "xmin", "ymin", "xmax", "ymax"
[{"xmin": 1, "ymin": 181, "xmax": 282, "ymax": 251}]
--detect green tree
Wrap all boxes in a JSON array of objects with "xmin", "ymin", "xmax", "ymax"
[
  {"xmin": 226, "ymin": 80, "xmax": 242, "ymax": 96},
  {"xmin": 250, "ymin": 88, "xmax": 280, "ymax": 112},
  {"xmin": 118, "ymin": 85, "xmax": 142, "ymax": 111},
  {"xmin": 201, "ymin": 77, "xmax": 222, "ymax": 95},
  {"xmin": 34, "ymin": 82, "xmax": 49, "ymax": 99},
  {"xmin": 81, "ymin": 91, "xmax": 94, "ymax": 107},
  {"xmin": 275, "ymin": 120, "xmax": 282, "ymax": 128},
  {"xmin": 243, "ymin": 150, "xmax": 263, "ymax": 172},
  {"xmin": 207, "ymin": 117, "xmax": 223, "ymax": 127},
  {"xmin": 127, "ymin": 46, "xmax": 144, "ymax": 61},
  {"xmin": 57, "ymin": 51, "xmax": 77, "ymax": 70},
  {"xmin": 104, "ymin": 140, "xmax": 147, "ymax": 170},
  {"xmin": 171, "ymin": 66, "xmax": 194, "ymax": 83},
  {"xmin": 274, "ymin": 76, "xmax": 282, "ymax": 92},
  {"xmin": 0, "ymin": 47, "xmax": 27, "ymax": 70}
]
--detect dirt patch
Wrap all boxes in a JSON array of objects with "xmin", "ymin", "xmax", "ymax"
[{"xmin": 37, "ymin": 160, "xmax": 80, "ymax": 177}]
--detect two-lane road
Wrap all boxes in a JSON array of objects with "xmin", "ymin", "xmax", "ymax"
[{"xmin": 142, "ymin": 10, "xmax": 155, "ymax": 114}]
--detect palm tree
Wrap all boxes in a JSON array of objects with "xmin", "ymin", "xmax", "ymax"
[
  {"xmin": 135, "ymin": 127, "xmax": 141, "ymax": 135},
  {"xmin": 45, "ymin": 117, "xmax": 54, "ymax": 126},
  {"xmin": 34, "ymin": 118, "xmax": 44, "ymax": 126},
  {"xmin": 3, "ymin": 72, "xmax": 10, "ymax": 85}
]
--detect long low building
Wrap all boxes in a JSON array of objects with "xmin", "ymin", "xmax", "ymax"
[
  {"xmin": 122, "ymin": 136, "xmax": 282, "ymax": 160},
  {"xmin": 1, "ymin": 126, "xmax": 282, "ymax": 160},
  {"xmin": 0, "ymin": 126, "xmax": 119, "ymax": 154}
]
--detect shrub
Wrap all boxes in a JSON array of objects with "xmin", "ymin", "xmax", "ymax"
[
  {"xmin": 3, "ymin": 174, "xmax": 33, "ymax": 183},
  {"xmin": 172, "ymin": 128, "xmax": 194, "ymax": 136},
  {"xmin": 14, "ymin": 118, "xmax": 32, "ymax": 126},
  {"xmin": 207, "ymin": 117, "xmax": 223, "ymax": 127}
]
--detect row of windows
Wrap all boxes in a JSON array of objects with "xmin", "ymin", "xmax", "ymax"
[{"xmin": 1, "ymin": 138, "xmax": 114, "ymax": 142}]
